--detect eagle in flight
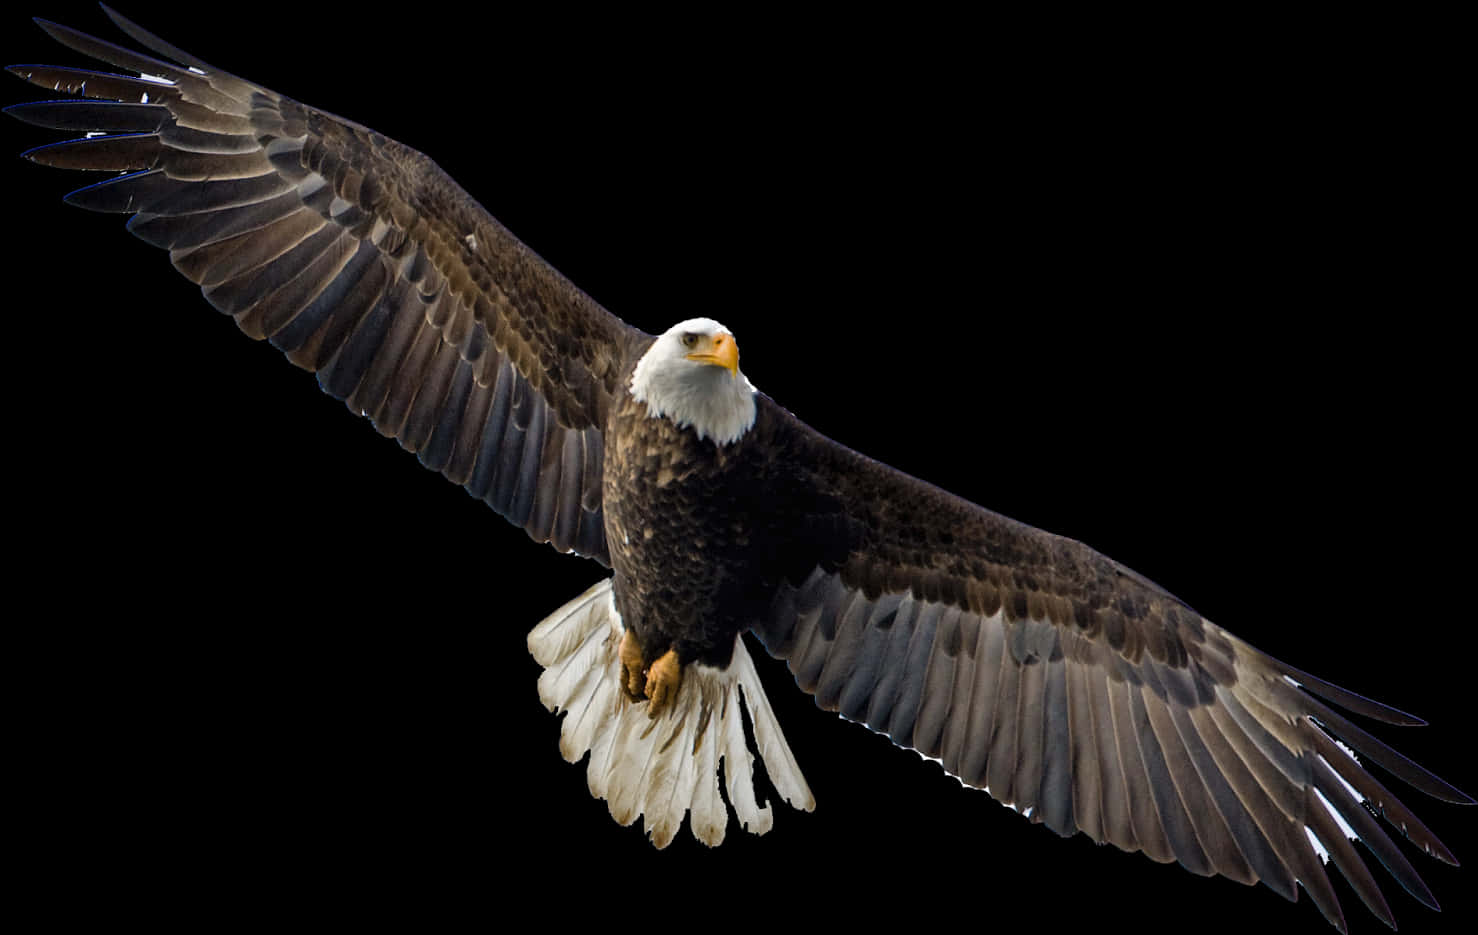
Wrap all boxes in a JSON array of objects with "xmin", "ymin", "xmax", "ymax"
[{"xmin": 8, "ymin": 8, "xmax": 1471, "ymax": 932}]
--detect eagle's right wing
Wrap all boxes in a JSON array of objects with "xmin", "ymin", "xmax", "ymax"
[{"xmin": 9, "ymin": 6, "xmax": 651, "ymax": 562}]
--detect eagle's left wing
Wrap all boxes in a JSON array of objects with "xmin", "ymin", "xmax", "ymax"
[{"xmin": 747, "ymin": 394, "xmax": 1472, "ymax": 934}]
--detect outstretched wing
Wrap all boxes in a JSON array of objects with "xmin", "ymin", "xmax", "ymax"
[
  {"xmin": 7, "ymin": 7, "xmax": 649, "ymax": 563},
  {"xmin": 748, "ymin": 396, "xmax": 1472, "ymax": 934}
]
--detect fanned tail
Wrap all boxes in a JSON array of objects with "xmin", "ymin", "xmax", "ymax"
[{"xmin": 527, "ymin": 579, "xmax": 815, "ymax": 848}]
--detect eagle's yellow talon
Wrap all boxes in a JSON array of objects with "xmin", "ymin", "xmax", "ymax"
[
  {"xmin": 644, "ymin": 648, "xmax": 682, "ymax": 718},
  {"xmin": 618, "ymin": 628, "xmax": 646, "ymax": 701}
]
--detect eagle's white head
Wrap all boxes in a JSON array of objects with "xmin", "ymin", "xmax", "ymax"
[{"xmin": 629, "ymin": 317, "xmax": 757, "ymax": 446}]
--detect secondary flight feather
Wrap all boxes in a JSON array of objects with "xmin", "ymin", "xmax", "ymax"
[{"xmin": 8, "ymin": 8, "xmax": 1471, "ymax": 932}]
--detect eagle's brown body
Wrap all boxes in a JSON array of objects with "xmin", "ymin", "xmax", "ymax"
[
  {"xmin": 606, "ymin": 387, "xmax": 762, "ymax": 670},
  {"xmin": 603, "ymin": 387, "xmax": 844, "ymax": 670}
]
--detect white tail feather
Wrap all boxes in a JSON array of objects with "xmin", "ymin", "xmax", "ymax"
[{"xmin": 526, "ymin": 579, "xmax": 815, "ymax": 848}]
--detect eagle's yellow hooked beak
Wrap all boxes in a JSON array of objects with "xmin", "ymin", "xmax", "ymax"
[{"xmin": 685, "ymin": 333, "xmax": 739, "ymax": 376}]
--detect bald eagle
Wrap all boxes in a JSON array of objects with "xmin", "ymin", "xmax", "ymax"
[{"xmin": 8, "ymin": 8, "xmax": 1471, "ymax": 933}]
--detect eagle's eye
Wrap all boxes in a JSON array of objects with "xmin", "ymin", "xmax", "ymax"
[{"xmin": 680, "ymin": 333, "xmax": 699, "ymax": 348}]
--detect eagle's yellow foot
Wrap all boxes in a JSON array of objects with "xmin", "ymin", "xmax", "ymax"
[
  {"xmin": 618, "ymin": 628, "xmax": 646, "ymax": 701},
  {"xmin": 644, "ymin": 648, "xmax": 682, "ymax": 718}
]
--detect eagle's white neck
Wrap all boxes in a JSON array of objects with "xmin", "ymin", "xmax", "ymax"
[{"xmin": 629, "ymin": 322, "xmax": 757, "ymax": 446}]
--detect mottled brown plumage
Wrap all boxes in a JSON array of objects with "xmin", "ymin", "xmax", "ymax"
[
  {"xmin": 604, "ymin": 390, "xmax": 846, "ymax": 671},
  {"xmin": 8, "ymin": 9, "xmax": 1471, "ymax": 933}
]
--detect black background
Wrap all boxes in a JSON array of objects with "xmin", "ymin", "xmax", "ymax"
[{"xmin": 7, "ymin": 4, "xmax": 1473, "ymax": 932}]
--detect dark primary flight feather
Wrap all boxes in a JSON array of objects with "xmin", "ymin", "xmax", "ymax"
[{"xmin": 7, "ymin": 8, "xmax": 1471, "ymax": 933}]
